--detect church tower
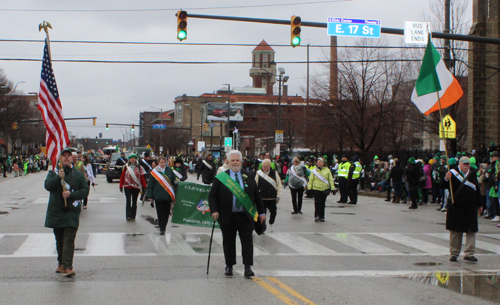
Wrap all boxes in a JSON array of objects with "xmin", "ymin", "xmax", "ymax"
[{"xmin": 249, "ymin": 40, "xmax": 276, "ymax": 95}]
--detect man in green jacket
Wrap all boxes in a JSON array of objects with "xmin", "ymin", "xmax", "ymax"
[{"xmin": 44, "ymin": 148, "xmax": 89, "ymax": 277}]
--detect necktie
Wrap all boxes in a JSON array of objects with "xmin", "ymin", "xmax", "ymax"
[{"xmin": 234, "ymin": 173, "xmax": 242, "ymax": 209}]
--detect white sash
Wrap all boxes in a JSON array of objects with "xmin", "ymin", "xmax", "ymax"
[
  {"xmin": 257, "ymin": 170, "xmax": 277, "ymax": 189},
  {"xmin": 202, "ymin": 160, "xmax": 213, "ymax": 170},
  {"xmin": 126, "ymin": 165, "xmax": 142, "ymax": 191},
  {"xmin": 450, "ymin": 169, "xmax": 476, "ymax": 191},
  {"xmin": 172, "ymin": 168, "xmax": 183, "ymax": 179},
  {"xmin": 289, "ymin": 165, "xmax": 307, "ymax": 188},
  {"xmin": 312, "ymin": 168, "xmax": 330, "ymax": 187}
]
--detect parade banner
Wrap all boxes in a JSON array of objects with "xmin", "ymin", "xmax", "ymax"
[{"xmin": 171, "ymin": 181, "xmax": 219, "ymax": 228}]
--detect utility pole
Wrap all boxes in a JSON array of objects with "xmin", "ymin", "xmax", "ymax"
[
  {"xmin": 443, "ymin": 0, "xmax": 452, "ymax": 71},
  {"xmin": 224, "ymin": 83, "xmax": 231, "ymax": 137}
]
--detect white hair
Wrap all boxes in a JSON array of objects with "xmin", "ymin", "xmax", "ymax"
[
  {"xmin": 262, "ymin": 159, "xmax": 271, "ymax": 166},
  {"xmin": 71, "ymin": 152, "xmax": 78, "ymax": 157},
  {"xmin": 226, "ymin": 150, "xmax": 242, "ymax": 161}
]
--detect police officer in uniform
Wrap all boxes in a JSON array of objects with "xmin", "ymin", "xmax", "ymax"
[
  {"xmin": 347, "ymin": 156, "xmax": 362, "ymax": 204},
  {"xmin": 337, "ymin": 156, "xmax": 351, "ymax": 203}
]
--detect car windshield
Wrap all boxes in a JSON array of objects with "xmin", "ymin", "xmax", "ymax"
[{"xmin": 110, "ymin": 152, "xmax": 131, "ymax": 161}]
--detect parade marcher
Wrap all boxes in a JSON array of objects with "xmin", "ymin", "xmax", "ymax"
[
  {"xmin": 147, "ymin": 156, "xmax": 177, "ymax": 235},
  {"xmin": 82, "ymin": 154, "xmax": 96, "ymax": 210},
  {"xmin": 119, "ymin": 154, "xmax": 147, "ymax": 221},
  {"xmin": 255, "ymin": 159, "xmax": 282, "ymax": 231},
  {"xmin": 444, "ymin": 157, "xmax": 483, "ymax": 262},
  {"xmin": 72, "ymin": 152, "xmax": 87, "ymax": 181},
  {"xmin": 337, "ymin": 156, "xmax": 350, "ymax": 203},
  {"xmin": 172, "ymin": 157, "xmax": 188, "ymax": 191},
  {"xmin": 305, "ymin": 158, "xmax": 316, "ymax": 198},
  {"xmin": 308, "ymin": 158, "xmax": 335, "ymax": 222},
  {"xmin": 347, "ymin": 156, "xmax": 362, "ymax": 204},
  {"xmin": 115, "ymin": 152, "xmax": 128, "ymax": 167},
  {"xmin": 286, "ymin": 157, "xmax": 308, "ymax": 214},
  {"xmin": 209, "ymin": 150, "xmax": 266, "ymax": 277},
  {"xmin": 44, "ymin": 148, "xmax": 89, "ymax": 277},
  {"xmin": 197, "ymin": 154, "xmax": 217, "ymax": 185},
  {"xmin": 258, "ymin": 152, "xmax": 277, "ymax": 171}
]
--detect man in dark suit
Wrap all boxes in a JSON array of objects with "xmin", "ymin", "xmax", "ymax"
[{"xmin": 209, "ymin": 150, "xmax": 266, "ymax": 277}]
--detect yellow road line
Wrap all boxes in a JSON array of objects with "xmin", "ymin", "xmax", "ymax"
[
  {"xmin": 266, "ymin": 276, "xmax": 317, "ymax": 305},
  {"xmin": 252, "ymin": 277, "xmax": 301, "ymax": 305}
]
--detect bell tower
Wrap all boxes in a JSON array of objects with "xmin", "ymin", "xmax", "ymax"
[{"xmin": 249, "ymin": 40, "xmax": 276, "ymax": 95}]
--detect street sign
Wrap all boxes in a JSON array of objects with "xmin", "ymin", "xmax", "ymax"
[
  {"xmin": 146, "ymin": 144, "xmax": 151, "ymax": 149},
  {"xmin": 224, "ymin": 146, "xmax": 231, "ymax": 152},
  {"xmin": 327, "ymin": 17, "xmax": 381, "ymax": 38},
  {"xmin": 439, "ymin": 114, "xmax": 456, "ymax": 139},
  {"xmin": 152, "ymin": 124, "xmax": 167, "ymax": 129},
  {"xmin": 197, "ymin": 141, "xmax": 205, "ymax": 151},
  {"xmin": 404, "ymin": 21, "xmax": 431, "ymax": 44},
  {"xmin": 275, "ymin": 144, "xmax": 281, "ymax": 156},
  {"xmin": 275, "ymin": 130, "xmax": 284, "ymax": 143},
  {"xmin": 159, "ymin": 146, "xmax": 163, "ymax": 152},
  {"xmin": 224, "ymin": 137, "xmax": 232, "ymax": 147}
]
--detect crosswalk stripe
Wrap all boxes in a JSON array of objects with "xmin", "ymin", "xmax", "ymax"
[
  {"xmin": 320, "ymin": 233, "xmax": 400, "ymax": 254},
  {"xmin": 149, "ymin": 233, "xmax": 198, "ymax": 255},
  {"xmin": 212, "ymin": 232, "xmax": 270, "ymax": 256},
  {"xmin": 428, "ymin": 233, "xmax": 500, "ymax": 254},
  {"xmin": 267, "ymin": 233, "xmax": 337, "ymax": 255},
  {"xmin": 84, "ymin": 233, "xmax": 125, "ymax": 256},
  {"xmin": 13, "ymin": 233, "xmax": 56, "ymax": 257},
  {"xmin": 370, "ymin": 233, "xmax": 449, "ymax": 255}
]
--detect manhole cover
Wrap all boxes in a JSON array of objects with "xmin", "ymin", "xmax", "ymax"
[
  {"xmin": 0, "ymin": 211, "xmax": 9, "ymax": 215},
  {"xmin": 171, "ymin": 225, "xmax": 179, "ymax": 228},
  {"xmin": 436, "ymin": 223, "xmax": 446, "ymax": 225},
  {"xmin": 413, "ymin": 262, "xmax": 443, "ymax": 266},
  {"xmin": 75, "ymin": 248, "xmax": 86, "ymax": 251},
  {"xmin": 330, "ymin": 212, "xmax": 356, "ymax": 215},
  {"xmin": 126, "ymin": 233, "xmax": 145, "ymax": 236}
]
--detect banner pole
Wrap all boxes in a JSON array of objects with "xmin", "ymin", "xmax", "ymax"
[
  {"xmin": 207, "ymin": 221, "xmax": 216, "ymax": 275},
  {"xmin": 437, "ymin": 92, "xmax": 454, "ymax": 204}
]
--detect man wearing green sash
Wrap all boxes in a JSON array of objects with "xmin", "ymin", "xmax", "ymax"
[{"xmin": 209, "ymin": 150, "xmax": 265, "ymax": 277}]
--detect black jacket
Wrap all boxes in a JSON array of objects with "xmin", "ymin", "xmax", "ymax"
[
  {"xmin": 406, "ymin": 164, "xmax": 421, "ymax": 185},
  {"xmin": 197, "ymin": 159, "xmax": 217, "ymax": 184},
  {"xmin": 389, "ymin": 165, "xmax": 404, "ymax": 183},
  {"xmin": 256, "ymin": 169, "xmax": 278, "ymax": 199},
  {"xmin": 208, "ymin": 169, "xmax": 265, "ymax": 226}
]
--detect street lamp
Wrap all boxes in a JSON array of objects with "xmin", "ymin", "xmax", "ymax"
[
  {"xmin": 185, "ymin": 104, "xmax": 193, "ymax": 156},
  {"xmin": 223, "ymin": 83, "xmax": 231, "ymax": 137},
  {"xmin": 277, "ymin": 68, "xmax": 289, "ymax": 130}
]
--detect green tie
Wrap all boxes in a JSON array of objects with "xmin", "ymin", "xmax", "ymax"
[{"xmin": 234, "ymin": 173, "xmax": 242, "ymax": 209}]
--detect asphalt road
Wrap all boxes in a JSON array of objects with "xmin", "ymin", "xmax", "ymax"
[{"xmin": 1, "ymin": 170, "xmax": 500, "ymax": 305}]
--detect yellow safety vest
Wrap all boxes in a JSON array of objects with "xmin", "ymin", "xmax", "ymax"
[
  {"xmin": 352, "ymin": 161, "xmax": 362, "ymax": 179},
  {"xmin": 338, "ymin": 162, "xmax": 350, "ymax": 178}
]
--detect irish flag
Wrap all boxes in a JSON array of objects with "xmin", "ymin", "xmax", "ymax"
[{"xmin": 411, "ymin": 39, "xmax": 463, "ymax": 115}]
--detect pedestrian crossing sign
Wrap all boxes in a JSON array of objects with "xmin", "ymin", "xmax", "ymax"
[{"xmin": 439, "ymin": 114, "xmax": 456, "ymax": 139}]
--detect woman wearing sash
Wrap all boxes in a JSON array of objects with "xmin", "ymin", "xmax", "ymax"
[
  {"xmin": 119, "ymin": 154, "xmax": 147, "ymax": 221},
  {"xmin": 286, "ymin": 157, "xmax": 308, "ymax": 214},
  {"xmin": 147, "ymin": 156, "xmax": 177, "ymax": 235},
  {"xmin": 307, "ymin": 158, "xmax": 335, "ymax": 222},
  {"xmin": 255, "ymin": 159, "xmax": 282, "ymax": 231}
]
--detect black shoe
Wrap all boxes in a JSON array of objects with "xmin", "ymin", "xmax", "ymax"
[
  {"xmin": 159, "ymin": 231, "xmax": 165, "ymax": 235},
  {"xmin": 384, "ymin": 199, "xmax": 391, "ymax": 202},
  {"xmin": 291, "ymin": 211, "xmax": 298, "ymax": 214},
  {"xmin": 244, "ymin": 268, "xmax": 255, "ymax": 277},
  {"xmin": 320, "ymin": 218, "xmax": 325, "ymax": 222},
  {"xmin": 408, "ymin": 205, "xmax": 418, "ymax": 209},
  {"xmin": 315, "ymin": 217, "xmax": 320, "ymax": 222},
  {"xmin": 225, "ymin": 266, "xmax": 233, "ymax": 276},
  {"xmin": 348, "ymin": 202, "xmax": 357, "ymax": 204},
  {"xmin": 337, "ymin": 200, "xmax": 346, "ymax": 203},
  {"xmin": 450, "ymin": 256, "xmax": 458, "ymax": 262},
  {"xmin": 464, "ymin": 256, "xmax": 478, "ymax": 262},
  {"xmin": 298, "ymin": 211, "xmax": 303, "ymax": 214}
]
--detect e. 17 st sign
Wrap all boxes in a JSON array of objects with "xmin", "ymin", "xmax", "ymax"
[{"xmin": 327, "ymin": 17, "xmax": 381, "ymax": 38}]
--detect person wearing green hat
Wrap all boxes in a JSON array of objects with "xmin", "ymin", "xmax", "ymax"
[{"xmin": 119, "ymin": 154, "xmax": 147, "ymax": 221}]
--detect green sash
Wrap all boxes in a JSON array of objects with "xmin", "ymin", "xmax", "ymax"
[{"xmin": 215, "ymin": 171, "xmax": 258, "ymax": 222}]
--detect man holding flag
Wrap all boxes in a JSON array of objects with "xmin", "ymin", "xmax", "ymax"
[{"xmin": 209, "ymin": 150, "xmax": 265, "ymax": 277}]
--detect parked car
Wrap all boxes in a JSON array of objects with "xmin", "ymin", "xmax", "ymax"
[{"xmin": 106, "ymin": 151, "xmax": 131, "ymax": 183}]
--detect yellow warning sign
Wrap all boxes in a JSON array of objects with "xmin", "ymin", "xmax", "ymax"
[
  {"xmin": 439, "ymin": 114, "xmax": 456, "ymax": 139},
  {"xmin": 146, "ymin": 144, "xmax": 151, "ymax": 149},
  {"xmin": 435, "ymin": 271, "xmax": 449, "ymax": 285}
]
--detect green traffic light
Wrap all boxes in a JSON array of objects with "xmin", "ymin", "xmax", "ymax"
[
  {"xmin": 292, "ymin": 36, "xmax": 301, "ymax": 46},
  {"xmin": 178, "ymin": 30, "xmax": 187, "ymax": 40}
]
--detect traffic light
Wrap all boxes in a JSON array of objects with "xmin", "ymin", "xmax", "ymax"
[
  {"xmin": 204, "ymin": 123, "xmax": 208, "ymax": 131},
  {"xmin": 12, "ymin": 122, "xmax": 18, "ymax": 130},
  {"xmin": 199, "ymin": 125, "xmax": 202, "ymax": 132},
  {"xmin": 177, "ymin": 10, "xmax": 188, "ymax": 41},
  {"xmin": 93, "ymin": 118, "xmax": 96, "ymax": 126},
  {"xmin": 106, "ymin": 123, "xmax": 109, "ymax": 130},
  {"xmin": 291, "ymin": 16, "xmax": 301, "ymax": 47},
  {"xmin": 131, "ymin": 124, "xmax": 135, "ymax": 131}
]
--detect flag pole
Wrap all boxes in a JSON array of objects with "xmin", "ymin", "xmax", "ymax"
[{"xmin": 437, "ymin": 92, "xmax": 455, "ymax": 204}]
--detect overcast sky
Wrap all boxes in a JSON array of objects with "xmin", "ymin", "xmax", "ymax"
[{"xmin": 0, "ymin": 0, "xmax": 472, "ymax": 142}]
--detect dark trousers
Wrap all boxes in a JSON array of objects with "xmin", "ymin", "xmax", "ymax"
[
  {"xmin": 290, "ymin": 187, "xmax": 304, "ymax": 212},
  {"xmin": 432, "ymin": 182, "xmax": 441, "ymax": 203},
  {"xmin": 125, "ymin": 188, "xmax": 140, "ymax": 219},
  {"xmin": 422, "ymin": 188, "xmax": 429, "ymax": 203},
  {"xmin": 409, "ymin": 184, "xmax": 419, "ymax": 205},
  {"xmin": 339, "ymin": 178, "xmax": 348, "ymax": 202},
  {"xmin": 155, "ymin": 199, "xmax": 171, "ymax": 232},
  {"xmin": 83, "ymin": 181, "xmax": 90, "ymax": 207},
  {"xmin": 53, "ymin": 227, "xmax": 78, "ymax": 269},
  {"xmin": 393, "ymin": 181, "xmax": 402, "ymax": 198},
  {"xmin": 220, "ymin": 212, "xmax": 254, "ymax": 266},
  {"xmin": 263, "ymin": 199, "xmax": 277, "ymax": 225},
  {"xmin": 359, "ymin": 178, "xmax": 365, "ymax": 190},
  {"xmin": 313, "ymin": 190, "xmax": 328, "ymax": 219},
  {"xmin": 348, "ymin": 179, "xmax": 359, "ymax": 204}
]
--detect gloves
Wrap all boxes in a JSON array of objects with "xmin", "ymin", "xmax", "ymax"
[
  {"xmin": 120, "ymin": 188, "xmax": 123, "ymax": 193},
  {"xmin": 150, "ymin": 199, "xmax": 155, "ymax": 208}
]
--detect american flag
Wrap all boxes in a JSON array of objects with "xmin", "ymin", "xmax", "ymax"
[{"xmin": 37, "ymin": 39, "xmax": 69, "ymax": 168}]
